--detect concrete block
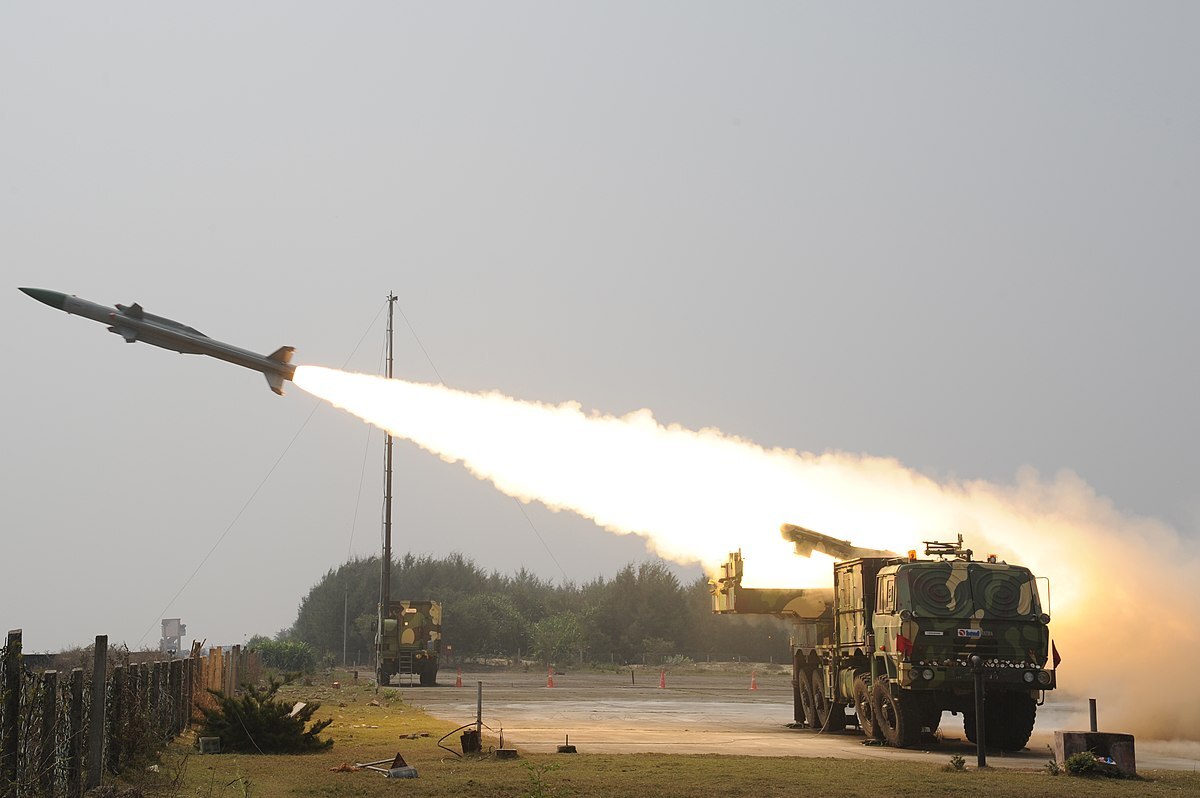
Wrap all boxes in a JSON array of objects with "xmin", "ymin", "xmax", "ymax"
[{"xmin": 1054, "ymin": 730, "xmax": 1136, "ymax": 776}]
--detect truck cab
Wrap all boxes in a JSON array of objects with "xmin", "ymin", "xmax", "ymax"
[{"xmin": 871, "ymin": 557, "xmax": 1054, "ymax": 693}]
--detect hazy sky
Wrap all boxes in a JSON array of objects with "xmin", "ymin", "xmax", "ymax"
[{"xmin": 2, "ymin": 2, "xmax": 1196, "ymax": 653}]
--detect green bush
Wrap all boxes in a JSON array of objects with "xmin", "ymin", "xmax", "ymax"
[
  {"xmin": 1064, "ymin": 750, "xmax": 1097, "ymax": 776},
  {"xmin": 249, "ymin": 639, "xmax": 318, "ymax": 673},
  {"xmin": 198, "ymin": 677, "xmax": 332, "ymax": 753}
]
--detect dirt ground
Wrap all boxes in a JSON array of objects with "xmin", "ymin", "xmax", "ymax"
[{"xmin": 387, "ymin": 667, "xmax": 1200, "ymax": 772}]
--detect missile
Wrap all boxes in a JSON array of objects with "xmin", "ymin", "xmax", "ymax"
[
  {"xmin": 19, "ymin": 287, "xmax": 296, "ymax": 394},
  {"xmin": 779, "ymin": 523, "xmax": 897, "ymax": 560}
]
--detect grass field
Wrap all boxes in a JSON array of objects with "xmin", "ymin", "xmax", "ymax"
[{"xmin": 116, "ymin": 671, "xmax": 1200, "ymax": 798}]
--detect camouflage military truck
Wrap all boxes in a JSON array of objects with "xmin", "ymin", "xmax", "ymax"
[
  {"xmin": 712, "ymin": 526, "xmax": 1055, "ymax": 750},
  {"xmin": 376, "ymin": 599, "xmax": 442, "ymax": 687}
]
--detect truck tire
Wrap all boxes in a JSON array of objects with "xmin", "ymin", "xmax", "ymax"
[
  {"xmin": 985, "ymin": 691, "xmax": 1037, "ymax": 751},
  {"xmin": 798, "ymin": 670, "xmax": 818, "ymax": 729},
  {"xmin": 998, "ymin": 691, "xmax": 1036, "ymax": 748},
  {"xmin": 792, "ymin": 654, "xmax": 805, "ymax": 724},
  {"xmin": 419, "ymin": 662, "xmax": 438, "ymax": 687},
  {"xmin": 872, "ymin": 679, "xmax": 920, "ymax": 748},
  {"xmin": 853, "ymin": 675, "xmax": 881, "ymax": 740},
  {"xmin": 921, "ymin": 704, "xmax": 942, "ymax": 734},
  {"xmin": 811, "ymin": 670, "xmax": 845, "ymax": 731}
]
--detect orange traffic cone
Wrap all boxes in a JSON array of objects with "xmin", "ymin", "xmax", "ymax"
[
  {"xmin": 547, "ymin": 665, "xmax": 555, "ymax": 688},
  {"xmin": 750, "ymin": 670, "xmax": 758, "ymax": 690},
  {"xmin": 659, "ymin": 669, "xmax": 666, "ymax": 689},
  {"xmin": 455, "ymin": 667, "xmax": 463, "ymax": 688}
]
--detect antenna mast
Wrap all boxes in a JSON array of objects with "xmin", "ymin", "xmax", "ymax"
[{"xmin": 380, "ymin": 293, "xmax": 396, "ymax": 617}]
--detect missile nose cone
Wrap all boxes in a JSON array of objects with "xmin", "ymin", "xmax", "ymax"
[{"xmin": 19, "ymin": 287, "xmax": 68, "ymax": 311}]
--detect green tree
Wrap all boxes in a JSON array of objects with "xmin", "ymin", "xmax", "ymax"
[
  {"xmin": 247, "ymin": 638, "xmax": 319, "ymax": 673},
  {"xmin": 289, "ymin": 557, "xmax": 379, "ymax": 658},
  {"xmin": 642, "ymin": 636, "xmax": 676, "ymax": 664},
  {"xmin": 287, "ymin": 552, "xmax": 790, "ymax": 666},
  {"xmin": 531, "ymin": 612, "xmax": 584, "ymax": 665},
  {"xmin": 446, "ymin": 593, "xmax": 529, "ymax": 658}
]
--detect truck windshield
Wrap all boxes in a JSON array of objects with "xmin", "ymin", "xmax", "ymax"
[
  {"xmin": 968, "ymin": 564, "xmax": 1040, "ymax": 619},
  {"xmin": 901, "ymin": 563, "xmax": 1039, "ymax": 619}
]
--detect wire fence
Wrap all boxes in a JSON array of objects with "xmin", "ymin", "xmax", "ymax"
[{"xmin": 1, "ymin": 630, "xmax": 260, "ymax": 798}]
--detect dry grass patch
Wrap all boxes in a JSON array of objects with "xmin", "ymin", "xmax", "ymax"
[{"xmin": 114, "ymin": 671, "xmax": 1199, "ymax": 798}]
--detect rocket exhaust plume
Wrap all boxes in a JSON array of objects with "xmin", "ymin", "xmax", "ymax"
[{"xmin": 294, "ymin": 365, "xmax": 1200, "ymax": 741}]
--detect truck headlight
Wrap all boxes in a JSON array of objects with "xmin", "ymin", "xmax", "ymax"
[
  {"xmin": 921, "ymin": 668, "xmax": 935, "ymax": 681},
  {"xmin": 1037, "ymin": 670, "xmax": 1052, "ymax": 686},
  {"xmin": 1022, "ymin": 671, "xmax": 1035, "ymax": 684}
]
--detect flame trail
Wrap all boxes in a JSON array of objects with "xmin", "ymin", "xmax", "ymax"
[{"xmin": 294, "ymin": 365, "xmax": 1200, "ymax": 740}]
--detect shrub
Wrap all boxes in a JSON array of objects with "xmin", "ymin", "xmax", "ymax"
[
  {"xmin": 1064, "ymin": 750, "xmax": 1097, "ymax": 776},
  {"xmin": 249, "ymin": 639, "xmax": 318, "ymax": 674},
  {"xmin": 198, "ymin": 677, "xmax": 332, "ymax": 753}
]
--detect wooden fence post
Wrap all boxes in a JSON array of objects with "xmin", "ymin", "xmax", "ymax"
[
  {"xmin": 181, "ymin": 659, "xmax": 191, "ymax": 731},
  {"xmin": 223, "ymin": 647, "xmax": 233, "ymax": 697},
  {"xmin": 169, "ymin": 660, "xmax": 182, "ymax": 736},
  {"xmin": 149, "ymin": 662, "xmax": 161, "ymax": 735},
  {"xmin": 1, "ymin": 629, "xmax": 20, "ymax": 798},
  {"xmin": 38, "ymin": 670, "xmax": 57, "ymax": 796},
  {"xmin": 86, "ymin": 635, "xmax": 107, "ymax": 789},
  {"xmin": 68, "ymin": 668, "xmax": 83, "ymax": 798},
  {"xmin": 159, "ymin": 661, "xmax": 170, "ymax": 736},
  {"xmin": 125, "ymin": 663, "xmax": 139, "ymax": 765},
  {"xmin": 107, "ymin": 665, "xmax": 123, "ymax": 774}
]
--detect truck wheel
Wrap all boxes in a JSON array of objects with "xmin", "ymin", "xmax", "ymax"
[
  {"xmin": 853, "ymin": 675, "xmax": 881, "ymax": 740},
  {"xmin": 986, "ymin": 691, "xmax": 1037, "ymax": 751},
  {"xmin": 872, "ymin": 679, "xmax": 919, "ymax": 748},
  {"xmin": 963, "ymin": 708, "xmax": 977, "ymax": 744},
  {"xmin": 921, "ymin": 704, "xmax": 942, "ymax": 734},
  {"xmin": 792, "ymin": 655, "xmax": 805, "ymax": 725},
  {"xmin": 798, "ymin": 670, "xmax": 818, "ymax": 729},
  {"xmin": 811, "ymin": 670, "xmax": 845, "ymax": 731},
  {"xmin": 810, "ymin": 669, "xmax": 829, "ymax": 727},
  {"xmin": 419, "ymin": 663, "xmax": 438, "ymax": 687}
]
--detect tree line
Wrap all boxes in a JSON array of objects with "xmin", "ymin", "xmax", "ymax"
[{"xmin": 284, "ymin": 553, "xmax": 790, "ymax": 666}]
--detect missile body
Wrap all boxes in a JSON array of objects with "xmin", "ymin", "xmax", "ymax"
[
  {"xmin": 779, "ymin": 523, "xmax": 897, "ymax": 560},
  {"xmin": 19, "ymin": 288, "xmax": 296, "ymax": 394}
]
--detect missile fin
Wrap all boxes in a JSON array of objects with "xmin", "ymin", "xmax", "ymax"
[
  {"xmin": 267, "ymin": 346, "xmax": 295, "ymax": 364},
  {"xmin": 108, "ymin": 325, "xmax": 138, "ymax": 343},
  {"xmin": 264, "ymin": 372, "xmax": 286, "ymax": 395}
]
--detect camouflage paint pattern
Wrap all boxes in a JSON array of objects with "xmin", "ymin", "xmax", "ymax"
[
  {"xmin": 709, "ymin": 546, "xmax": 1056, "ymax": 710},
  {"xmin": 379, "ymin": 599, "xmax": 443, "ymax": 677},
  {"xmin": 873, "ymin": 560, "xmax": 1053, "ymax": 693}
]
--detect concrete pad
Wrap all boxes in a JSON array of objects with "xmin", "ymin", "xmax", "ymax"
[{"xmin": 391, "ymin": 670, "xmax": 1197, "ymax": 771}]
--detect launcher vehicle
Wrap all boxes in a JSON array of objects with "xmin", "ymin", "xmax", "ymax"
[
  {"xmin": 711, "ymin": 526, "xmax": 1054, "ymax": 750},
  {"xmin": 377, "ymin": 599, "xmax": 442, "ymax": 687}
]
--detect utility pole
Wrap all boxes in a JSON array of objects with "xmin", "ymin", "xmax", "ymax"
[{"xmin": 377, "ymin": 292, "xmax": 397, "ymax": 683}]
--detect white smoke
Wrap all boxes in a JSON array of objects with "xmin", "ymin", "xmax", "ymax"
[{"xmin": 294, "ymin": 365, "xmax": 1200, "ymax": 740}]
